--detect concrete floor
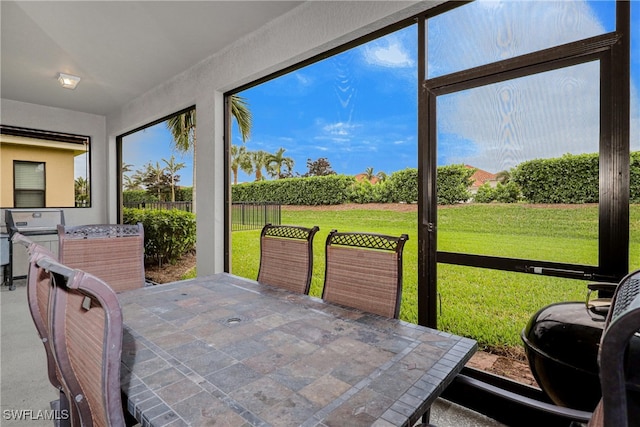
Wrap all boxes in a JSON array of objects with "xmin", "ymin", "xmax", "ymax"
[{"xmin": 1, "ymin": 279, "xmax": 505, "ymax": 427}]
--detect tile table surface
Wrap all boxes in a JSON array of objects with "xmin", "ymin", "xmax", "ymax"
[{"xmin": 119, "ymin": 273, "xmax": 477, "ymax": 427}]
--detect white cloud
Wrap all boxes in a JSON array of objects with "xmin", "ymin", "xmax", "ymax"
[
  {"xmin": 295, "ymin": 72, "xmax": 313, "ymax": 87},
  {"xmin": 322, "ymin": 121, "xmax": 360, "ymax": 137},
  {"xmin": 431, "ymin": 0, "xmax": 637, "ymax": 173},
  {"xmin": 363, "ymin": 36, "xmax": 413, "ymax": 68}
]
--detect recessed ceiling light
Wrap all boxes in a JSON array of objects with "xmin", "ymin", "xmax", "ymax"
[{"xmin": 57, "ymin": 73, "xmax": 81, "ymax": 89}]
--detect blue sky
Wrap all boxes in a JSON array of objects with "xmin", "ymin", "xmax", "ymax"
[{"xmin": 123, "ymin": 0, "xmax": 639, "ymax": 187}]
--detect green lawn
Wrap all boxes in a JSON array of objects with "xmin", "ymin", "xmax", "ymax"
[{"xmin": 230, "ymin": 204, "xmax": 640, "ymax": 351}]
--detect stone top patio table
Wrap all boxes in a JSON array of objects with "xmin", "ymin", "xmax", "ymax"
[{"xmin": 118, "ymin": 273, "xmax": 477, "ymax": 427}]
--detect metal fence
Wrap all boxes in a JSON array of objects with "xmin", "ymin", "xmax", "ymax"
[
  {"xmin": 123, "ymin": 201, "xmax": 193, "ymax": 212},
  {"xmin": 123, "ymin": 201, "xmax": 280, "ymax": 231},
  {"xmin": 232, "ymin": 202, "xmax": 281, "ymax": 231}
]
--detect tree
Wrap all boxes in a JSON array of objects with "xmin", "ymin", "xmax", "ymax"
[
  {"xmin": 166, "ymin": 95, "xmax": 252, "ymax": 213},
  {"xmin": 123, "ymin": 174, "xmax": 142, "ymax": 191},
  {"xmin": 266, "ymin": 147, "xmax": 294, "ymax": 179},
  {"xmin": 140, "ymin": 161, "xmax": 171, "ymax": 201},
  {"xmin": 74, "ymin": 177, "xmax": 89, "ymax": 206},
  {"xmin": 230, "ymin": 144, "xmax": 252, "ymax": 184},
  {"xmin": 166, "ymin": 111, "xmax": 196, "ymax": 210},
  {"xmin": 230, "ymin": 95, "xmax": 252, "ymax": 143},
  {"xmin": 496, "ymin": 170, "xmax": 511, "ymax": 184},
  {"xmin": 249, "ymin": 150, "xmax": 272, "ymax": 181},
  {"xmin": 361, "ymin": 167, "xmax": 387, "ymax": 183},
  {"xmin": 122, "ymin": 162, "xmax": 134, "ymax": 174},
  {"xmin": 162, "ymin": 155, "xmax": 185, "ymax": 202},
  {"xmin": 364, "ymin": 167, "xmax": 376, "ymax": 181},
  {"xmin": 304, "ymin": 157, "xmax": 336, "ymax": 177}
]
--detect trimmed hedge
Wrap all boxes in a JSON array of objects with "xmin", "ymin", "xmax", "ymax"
[
  {"xmin": 231, "ymin": 166, "xmax": 474, "ymax": 205},
  {"xmin": 437, "ymin": 164, "xmax": 475, "ymax": 205},
  {"xmin": 231, "ymin": 152, "xmax": 640, "ymax": 206},
  {"xmin": 385, "ymin": 168, "xmax": 418, "ymax": 203},
  {"xmin": 176, "ymin": 187, "xmax": 193, "ymax": 202},
  {"xmin": 123, "ymin": 208, "xmax": 196, "ymax": 266},
  {"xmin": 631, "ymin": 152, "xmax": 640, "ymax": 203},
  {"xmin": 122, "ymin": 190, "xmax": 158, "ymax": 203},
  {"xmin": 232, "ymin": 175, "xmax": 355, "ymax": 205},
  {"xmin": 512, "ymin": 153, "xmax": 599, "ymax": 204},
  {"xmin": 474, "ymin": 182, "xmax": 521, "ymax": 203}
]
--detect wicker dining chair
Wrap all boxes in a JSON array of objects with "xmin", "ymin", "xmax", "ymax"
[
  {"xmin": 58, "ymin": 223, "xmax": 145, "ymax": 293},
  {"xmin": 257, "ymin": 224, "xmax": 320, "ymax": 294},
  {"xmin": 587, "ymin": 269, "xmax": 640, "ymax": 427},
  {"xmin": 15, "ymin": 234, "xmax": 76, "ymax": 427},
  {"xmin": 43, "ymin": 257, "xmax": 127, "ymax": 427},
  {"xmin": 322, "ymin": 229, "xmax": 409, "ymax": 318}
]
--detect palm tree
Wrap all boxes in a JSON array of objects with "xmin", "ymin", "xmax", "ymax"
[
  {"xmin": 167, "ymin": 95, "xmax": 252, "ymax": 213},
  {"xmin": 230, "ymin": 95, "xmax": 252, "ymax": 143},
  {"xmin": 162, "ymin": 155, "xmax": 185, "ymax": 202},
  {"xmin": 266, "ymin": 148, "xmax": 294, "ymax": 179},
  {"xmin": 364, "ymin": 167, "xmax": 376, "ymax": 181},
  {"xmin": 496, "ymin": 170, "xmax": 511, "ymax": 184},
  {"xmin": 122, "ymin": 162, "xmax": 134, "ymax": 174},
  {"xmin": 142, "ymin": 161, "xmax": 167, "ymax": 201},
  {"xmin": 230, "ymin": 144, "xmax": 252, "ymax": 184},
  {"xmin": 249, "ymin": 150, "xmax": 272, "ymax": 181},
  {"xmin": 74, "ymin": 177, "xmax": 89, "ymax": 206},
  {"xmin": 123, "ymin": 174, "xmax": 143, "ymax": 191}
]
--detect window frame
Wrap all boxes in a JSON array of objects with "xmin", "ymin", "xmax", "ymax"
[
  {"xmin": 0, "ymin": 125, "xmax": 92, "ymax": 208},
  {"xmin": 13, "ymin": 160, "xmax": 46, "ymax": 208},
  {"xmin": 417, "ymin": 1, "xmax": 630, "ymax": 328}
]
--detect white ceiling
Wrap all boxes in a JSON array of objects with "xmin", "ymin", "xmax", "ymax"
[{"xmin": 1, "ymin": 1, "xmax": 304, "ymax": 116}]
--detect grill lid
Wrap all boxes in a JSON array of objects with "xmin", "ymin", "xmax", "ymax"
[{"xmin": 5, "ymin": 209, "xmax": 65, "ymax": 234}]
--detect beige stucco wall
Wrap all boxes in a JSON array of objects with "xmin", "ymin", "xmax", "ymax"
[{"xmin": 1, "ymin": 144, "xmax": 76, "ymax": 207}]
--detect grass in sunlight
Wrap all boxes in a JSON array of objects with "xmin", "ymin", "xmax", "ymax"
[{"xmin": 228, "ymin": 203, "xmax": 640, "ymax": 351}]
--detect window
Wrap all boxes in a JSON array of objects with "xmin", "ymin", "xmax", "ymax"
[
  {"xmin": 419, "ymin": 0, "xmax": 631, "ymax": 328},
  {"xmin": 0, "ymin": 125, "xmax": 91, "ymax": 208},
  {"xmin": 14, "ymin": 161, "xmax": 45, "ymax": 207}
]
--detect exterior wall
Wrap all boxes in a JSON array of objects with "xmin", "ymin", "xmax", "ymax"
[
  {"xmin": 0, "ymin": 99, "xmax": 107, "ymax": 227},
  {"xmin": 1, "ymin": 144, "xmax": 75, "ymax": 207}
]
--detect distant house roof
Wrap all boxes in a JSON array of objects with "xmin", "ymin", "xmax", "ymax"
[
  {"xmin": 354, "ymin": 173, "xmax": 379, "ymax": 185},
  {"xmin": 465, "ymin": 165, "xmax": 498, "ymax": 188}
]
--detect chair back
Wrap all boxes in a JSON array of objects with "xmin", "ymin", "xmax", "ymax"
[
  {"xmin": 257, "ymin": 224, "xmax": 319, "ymax": 294},
  {"xmin": 17, "ymin": 238, "xmax": 79, "ymax": 426},
  {"xmin": 27, "ymin": 245, "xmax": 61, "ymax": 390},
  {"xmin": 58, "ymin": 223, "xmax": 145, "ymax": 293},
  {"xmin": 322, "ymin": 230, "xmax": 408, "ymax": 318},
  {"xmin": 15, "ymin": 233, "xmax": 63, "ymax": 391},
  {"xmin": 44, "ymin": 257, "xmax": 125, "ymax": 427},
  {"xmin": 595, "ymin": 270, "xmax": 640, "ymax": 427}
]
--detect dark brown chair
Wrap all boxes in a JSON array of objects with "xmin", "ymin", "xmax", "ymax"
[
  {"xmin": 588, "ymin": 270, "xmax": 640, "ymax": 427},
  {"xmin": 43, "ymin": 256, "xmax": 126, "ymax": 427},
  {"xmin": 257, "ymin": 223, "xmax": 320, "ymax": 294},
  {"xmin": 322, "ymin": 229, "xmax": 409, "ymax": 318},
  {"xmin": 14, "ymin": 233, "xmax": 75, "ymax": 426},
  {"xmin": 58, "ymin": 223, "xmax": 145, "ymax": 293}
]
